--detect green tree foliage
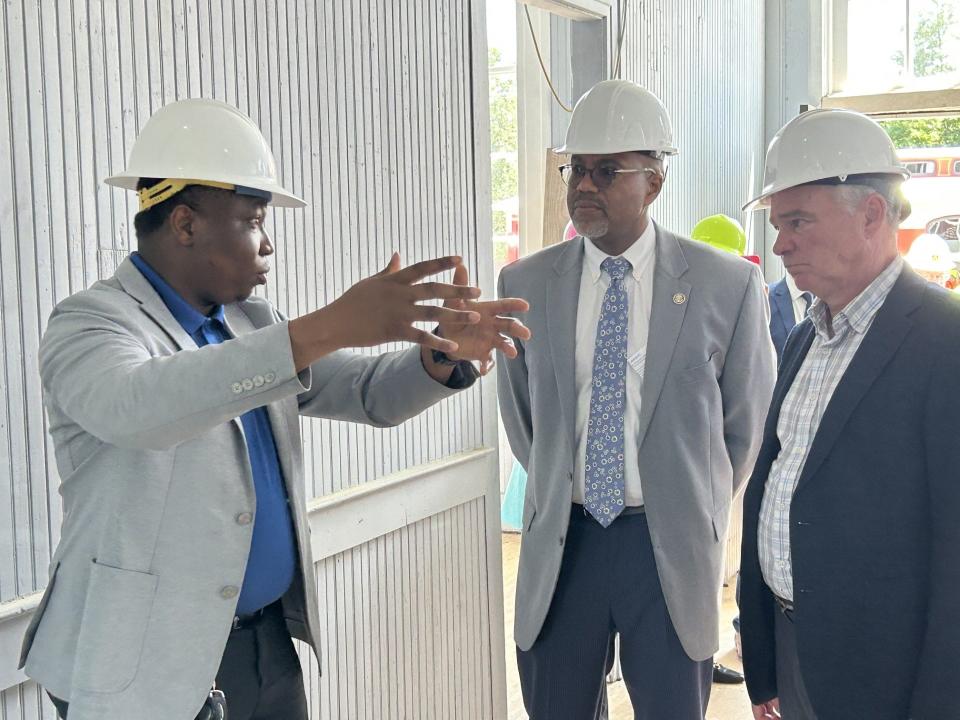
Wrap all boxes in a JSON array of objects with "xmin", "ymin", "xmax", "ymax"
[
  {"xmin": 488, "ymin": 47, "xmax": 519, "ymax": 232},
  {"xmin": 489, "ymin": 49, "xmax": 518, "ymax": 153},
  {"xmin": 892, "ymin": 0, "xmax": 957, "ymax": 76},
  {"xmin": 491, "ymin": 158, "xmax": 519, "ymax": 202},
  {"xmin": 882, "ymin": 117, "xmax": 960, "ymax": 148},
  {"xmin": 913, "ymin": 0, "xmax": 957, "ymax": 76},
  {"xmin": 885, "ymin": 1, "xmax": 959, "ymax": 148}
]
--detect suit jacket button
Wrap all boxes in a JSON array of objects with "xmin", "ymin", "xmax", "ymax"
[
  {"xmin": 236, "ymin": 512, "xmax": 253, "ymax": 525},
  {"xmin": 220, "ymin": 585, "xmax": 239, "ymax": 599},
  {"xmin": 253, "ymin": 375, "xmax": 265, "ymax": 387},
  {"xmin": 231, "ymin": 382, "xmax": 244, "ymax": 394},
  {"xmin": 265, "ymin": 372, "xmax": 277, "ymax": 383},
  {"xmin": 242, "ymin": 378, "xmax": 254, "ymax": 391}
]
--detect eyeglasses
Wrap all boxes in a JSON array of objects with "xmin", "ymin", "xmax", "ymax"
[{"xmin": 559, "ymin": 163, "xmax": 657, "ymax": 190}]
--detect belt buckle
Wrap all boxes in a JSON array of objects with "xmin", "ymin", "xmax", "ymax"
[{"xmin": 775, "ymin": 595, "xmax": 794, "ymax": 618}]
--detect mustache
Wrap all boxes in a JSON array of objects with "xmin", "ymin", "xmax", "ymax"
[{"xmin": 572, "ymin": 195, "xmax": 607, "ymax": 210}]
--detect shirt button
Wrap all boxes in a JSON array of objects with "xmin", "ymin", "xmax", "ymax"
[
  {"xmin": 231, "ymin": 382, "xmax": 243, "ymax": 394},
  {"xmin": 264, "ymin": 372, "xmax": 277, "ymax": 383},
  {"xmin": 242, "ymin": 378, "xmax": 254, "ymax": 391},
  {"xmin": 220, "ymin": 585, "xmax": 239, "ymax": 599},
  {"xmin": 236, "ymin": 512, "xmax": 253, "ymax": 525},
  {"xmin": 253, "ymin": 375, "xmax": 265, "ymax": 387}
]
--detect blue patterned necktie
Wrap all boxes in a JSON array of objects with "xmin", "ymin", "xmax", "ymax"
[{"xmin": 584, "ymin": 256, "xmax": 632, "ymax": 527}]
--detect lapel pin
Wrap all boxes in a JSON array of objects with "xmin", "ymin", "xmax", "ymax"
[{"xmin": 672, "ymin": 293, "xmax": 687, "ymax": 305}]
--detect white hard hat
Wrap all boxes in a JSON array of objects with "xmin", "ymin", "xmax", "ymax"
[
  {"xmin": 105, "ymin": 98, "xmax": 305, "ymax": 210},
  {"xmin": 904, "ymin": 233, "xmax": 956, "ymax": 273},
  {"xmin": 743, "ymin": 108, "xmax": 909, "ymax": 212},
  {"xmin": 556, "ymin": 80, "xmax": 677, "ymax": 156}
]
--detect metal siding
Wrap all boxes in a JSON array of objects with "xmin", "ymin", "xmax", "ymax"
[
  {"xmin": 0, "ymin": 1, "xmax": 498, "ymax": 716},
  {"xmin": 0, "ymin": 679, "xmax": 58, "ymax": 720},
  {"xmin": 307, "ymin": 498, "xmax": 491, "ymax": 720},
  {"xmin": 619, "ymin": 0, "xmax": 766, "ymax": 248}
]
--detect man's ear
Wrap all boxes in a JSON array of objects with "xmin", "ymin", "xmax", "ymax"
[
  {"xmin": 862, "ymin": 192, "xmax": 886, "ymax": 238},
  {"xmin": 169, "ymin": 204, "xmax": 197, "ymax": 247},
  {"xmin": 644, "ymin": 169, "xmax": 664, "ymax": 206}
]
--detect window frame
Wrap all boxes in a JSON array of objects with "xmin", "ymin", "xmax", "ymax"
[{"xmin": 824, "ymin": 0, "xmax": 960, "ymax": 116}]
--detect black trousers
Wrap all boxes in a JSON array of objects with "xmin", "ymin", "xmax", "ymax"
[
  {"xmin": 48, "ymin": 601, "xmax": 308, "ymax": 720},
  {"xmin": 517, "ymin": 506, "xmax": 712, "ymax": 720}
]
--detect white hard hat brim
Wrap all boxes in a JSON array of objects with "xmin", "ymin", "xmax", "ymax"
[
  {"xmin": 555, "ymin": 142, "xmax": 679, "ymax": 156},
  {"xmin": 105, "ymin": 171, "xmax": 307, "ymax": 209},
  {"xmin": 742, "ymin": 166, "xmax": 910, "ymax": 212}
]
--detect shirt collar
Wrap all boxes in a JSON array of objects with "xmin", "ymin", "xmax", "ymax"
[
  {"xmin": 129, "ymin": 252, "xmax": 225, "ymax": 334},
  {"xmin": 784, "ymin": 272, "xmax": 805, "ymax": 301},
  {"xmin": 583, "ymin": 219, "xmax": 656, "ymax": 284},
  {"xmin": 808, "ymin": 257, "xmax": 903, "ymax": 339}
]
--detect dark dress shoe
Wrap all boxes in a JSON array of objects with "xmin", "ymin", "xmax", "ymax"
[{"xmin": 712, "ymin": 663, "xmax": 745, "ymax": 684}]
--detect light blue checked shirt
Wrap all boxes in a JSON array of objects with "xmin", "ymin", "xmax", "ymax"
[{"xmin": 758, "ymin": 257, "xmax": 904, "ymax": 601}]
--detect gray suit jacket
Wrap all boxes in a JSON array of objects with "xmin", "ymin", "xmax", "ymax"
[
  {"xmin": 20, "ymin": 257, "xmax": 466, "ymax": 720},
  {"xmin": 497, "ymin": 226, "xmax": 776, "ymax": 660}
]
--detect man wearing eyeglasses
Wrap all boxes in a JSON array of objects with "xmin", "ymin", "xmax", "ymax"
[{"xmin": 497, "ymin": 79, "xmax": 776, "ymax": 719}]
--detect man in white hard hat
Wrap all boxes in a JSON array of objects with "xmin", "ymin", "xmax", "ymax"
[
  {"xmin": 497, "ymin": 79, "xmax": 776, "ymax": 719},
  {"xmin": 18, "ymin": 98, "xmax": 531, "ymax": 720},
  {"xmin": 904, "ymin": 232, "xmax": 956, "ymax": 287},
  {"xmin": 739, "ymin": 108, "xmax": 960, "ymax": 720}
]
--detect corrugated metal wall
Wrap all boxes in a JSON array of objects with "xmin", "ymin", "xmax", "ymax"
[
  {"xmin": 615, "ymin": 0, "xmax": 766, "ymax": 248},
  {"xmin": 306, "ymin": 498, "xmax": 492, "ymax": 720},
  {"xmin": 615, "ymin": 0, "xmax": 765, "ymax": 579},
  {"xmin": 0, "ymin": 1, "xmax": 501, "ymax": 717}
]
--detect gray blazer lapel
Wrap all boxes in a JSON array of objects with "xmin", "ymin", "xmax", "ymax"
[
  {"xmin": 115, "ymin": 258, "xmax": 196, "ymax": 352},
  {"xmin": 547, "ymin": 238, "xmax": 584, "ymax": 455},
  {"xmin": 794, "ymin": 269, "xmax": 923, "ymax": 493},
  {"xmin": 636, "ymin": 227, "xmax": 692, "ymax": 444}
]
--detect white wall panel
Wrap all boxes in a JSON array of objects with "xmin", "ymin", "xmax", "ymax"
[{"xmin": 306, "ymin": 498, "xmax": 492, "ymax": 720}]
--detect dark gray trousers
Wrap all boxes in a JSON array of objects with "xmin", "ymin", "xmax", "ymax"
[{"xmin": 517, "ymin": 506, "xmax": 712, "ymax": 720}]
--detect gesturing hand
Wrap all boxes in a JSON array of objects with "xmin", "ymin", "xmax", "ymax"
[
  {"xmin": 289, "ymin": 253, "xmax": 487, "ymax": 370},
  {"xmin": 437, "ymin": 263, "xmax": 531, "ymax": 375}
]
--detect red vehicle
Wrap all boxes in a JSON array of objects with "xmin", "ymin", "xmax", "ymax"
[{"xmin": 897, "ymin": 147, "xmax": 960, "ymax": 254}]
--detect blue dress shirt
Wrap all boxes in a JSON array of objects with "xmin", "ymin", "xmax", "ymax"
[{"xmin": 130, "ymin": 253, "xmax": 297, "ymax": 614}]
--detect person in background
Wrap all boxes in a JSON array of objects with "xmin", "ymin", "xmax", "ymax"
[{"xmin": 903, "ymin": 232, "xmax": 956, "ymax": 288}]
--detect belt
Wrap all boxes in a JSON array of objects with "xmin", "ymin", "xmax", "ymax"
[
  {"xmin": 232, "ymin": 605, "xmax": 270, "ymax": 631},
  {"xmin": 572, "ymin": 503, "xmax": 645, "ymax": 518},
  {"xmin": 774, "ymin": 594, "xmax": 794, "ymax": 621}
]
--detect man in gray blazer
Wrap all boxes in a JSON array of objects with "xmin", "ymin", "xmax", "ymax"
[
  {"xmin": 20, "ymin": 99, "xmax": 529, "ymax": 720},
  {"xmin": 497, "ymin": 80, "xmax": 775, "ymax": 719}
]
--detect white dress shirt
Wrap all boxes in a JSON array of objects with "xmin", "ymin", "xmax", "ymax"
[
  {"xmin": 758, "ymin": 258, "xmax": 904, "ymax": 600},
  {"xmin": 572, "ymin": 221, "xmax": 656, "ymax": 506},
  {"xmin": 785, "ymin": 272, "xmax": 812, "ymax": 325}
]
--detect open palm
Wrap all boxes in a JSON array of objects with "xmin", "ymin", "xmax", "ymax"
[{"xmin": 438, "ymin": 264, "xmax": 531, "ymax": 373}]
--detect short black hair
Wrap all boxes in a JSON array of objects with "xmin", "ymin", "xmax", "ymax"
[{"xmin": 133, "ymin": 178, "xmax": 220, "ymax": 240}]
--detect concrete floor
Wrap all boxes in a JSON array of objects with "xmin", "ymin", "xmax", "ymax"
[{"xmin": 501, "ymin": 532, "xmax": 753, "ymax": 720}]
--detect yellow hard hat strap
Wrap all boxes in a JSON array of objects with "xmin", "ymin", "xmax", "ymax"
[{"xmin": 137, "ymin": 178, "xmax": 236, "ymax": 212}]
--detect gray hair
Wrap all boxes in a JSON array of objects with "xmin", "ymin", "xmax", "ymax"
[{"xmin": 835, "ymin": 177, "xmax": 910, "ymax": 227}]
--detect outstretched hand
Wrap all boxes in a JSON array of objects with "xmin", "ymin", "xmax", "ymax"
[
  {"xmin": 437, "ymin": 263, "xmax": 531, "ymax": 375},
  {"xmin": 289, "ymin": 253, "xmax": 487, "ymax": 371}
]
